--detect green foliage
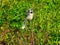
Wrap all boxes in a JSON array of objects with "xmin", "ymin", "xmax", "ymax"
[{"xmin": 0, "ymin": 0, "xmax": 60, "ymax": 45}]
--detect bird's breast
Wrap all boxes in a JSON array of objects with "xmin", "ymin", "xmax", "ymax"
[{"xmin": 27, "ymin": 14, "xmax": 33, "ymax": 20}]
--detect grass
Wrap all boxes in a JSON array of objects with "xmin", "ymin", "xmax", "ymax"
[{"xmin": 0, "ymin": 0, "xmax": 60, "ymax": 45}]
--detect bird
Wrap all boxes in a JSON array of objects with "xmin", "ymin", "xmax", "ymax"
[
  {"xmin": 22, "ymin": 8, "xmax": 34, "ymax": 29},
  {"xmin": 26, "ymin": 9, "xmax": 34, "ymax": 21}
]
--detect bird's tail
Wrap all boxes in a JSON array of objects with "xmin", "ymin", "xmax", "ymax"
[{"xmin": 22, "ymin": 18, "xmax": 27, "ymax": 29}]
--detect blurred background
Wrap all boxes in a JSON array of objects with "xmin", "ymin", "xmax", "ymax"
[{"xmin": 0, "ymin": 0, "xmax": 60, "ymax": 45}]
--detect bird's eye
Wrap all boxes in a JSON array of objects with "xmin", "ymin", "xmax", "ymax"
[{"xmin": 30, "ymin": 12, "xmax": 33, "ymax": 13}]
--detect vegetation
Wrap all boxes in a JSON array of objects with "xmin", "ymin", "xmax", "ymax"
[{"xmin": 0, "ymin": 0, "xmax": 60, "ymax": 45}]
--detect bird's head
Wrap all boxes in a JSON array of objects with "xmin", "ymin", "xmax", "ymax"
[{"xmin": 28, "ymin": 9, "xmax": 33, "ymax": 14}]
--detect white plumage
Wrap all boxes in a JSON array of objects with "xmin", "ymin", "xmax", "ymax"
[{"xmin": 22, "ymin": 24, "xmax": 25, "ymax": 29}]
